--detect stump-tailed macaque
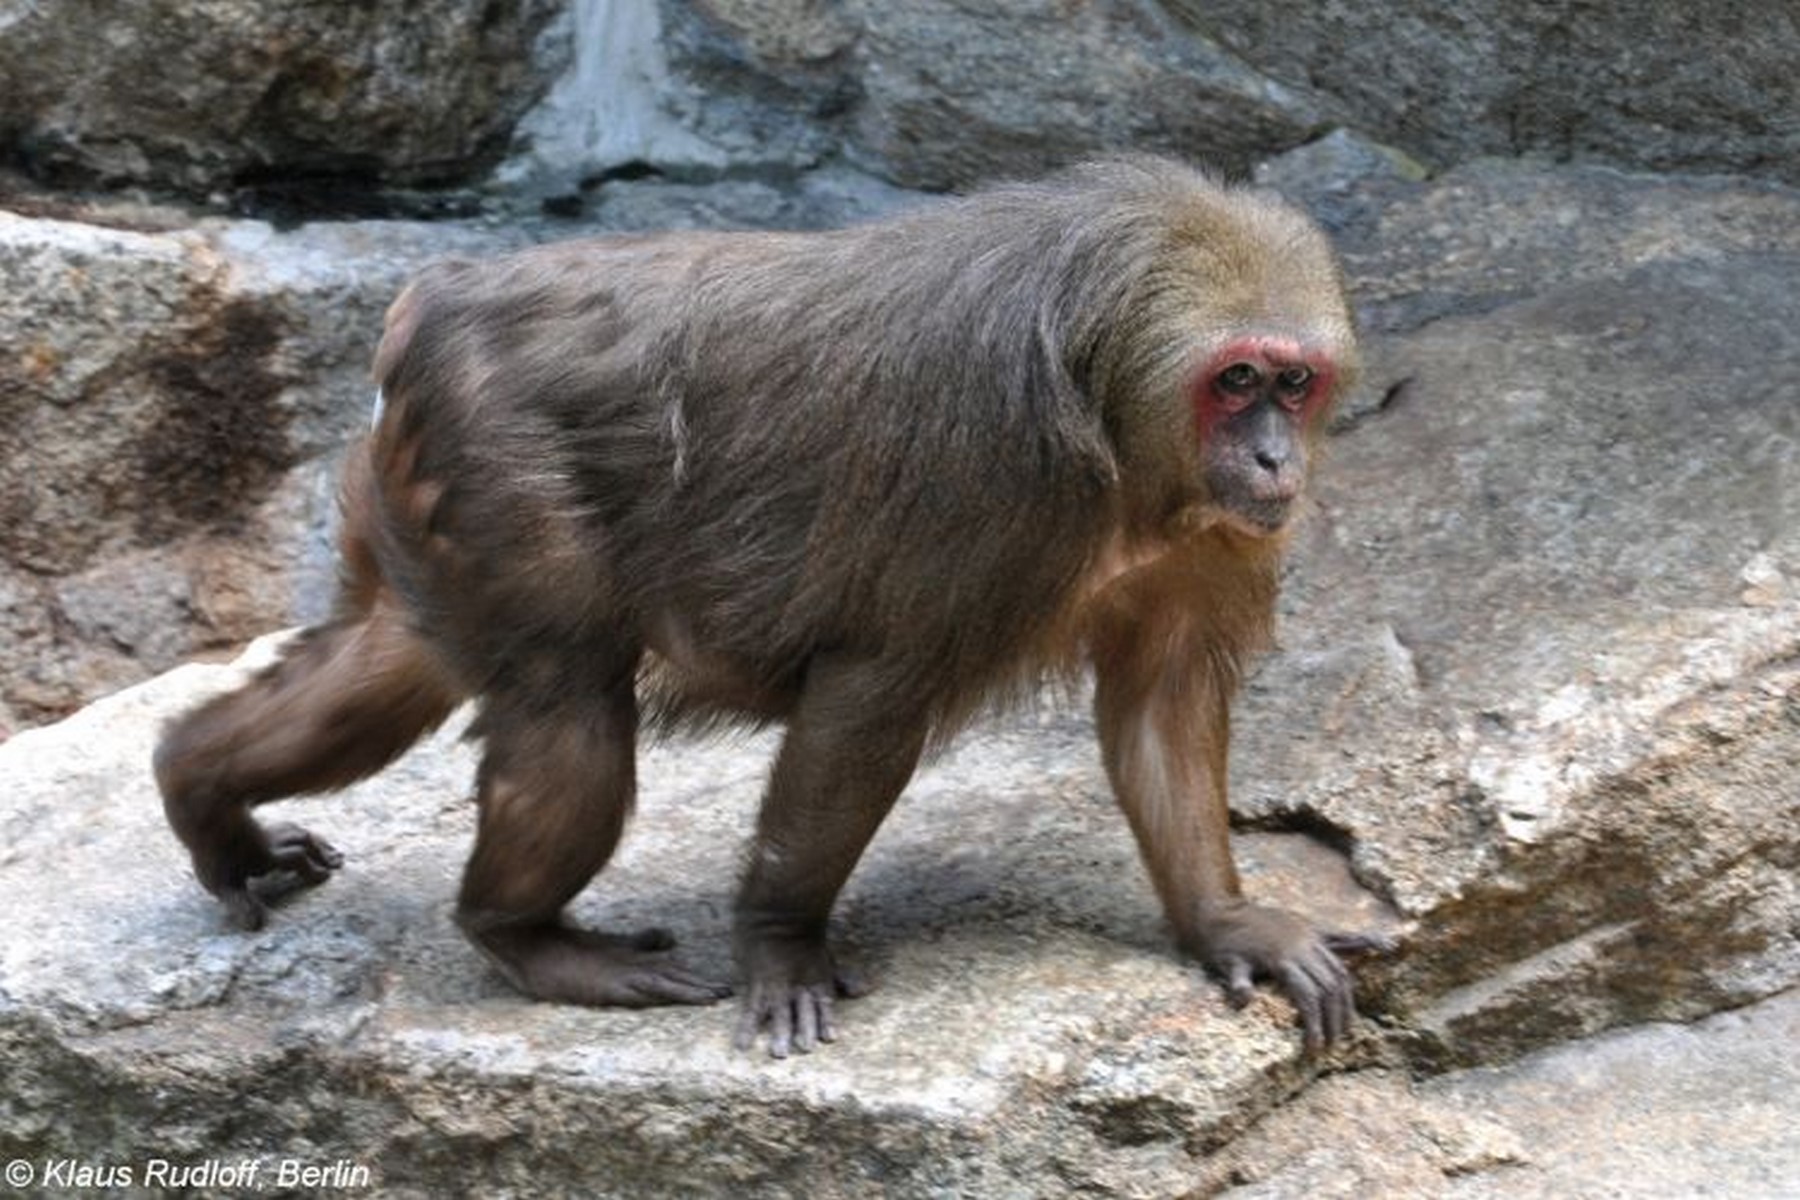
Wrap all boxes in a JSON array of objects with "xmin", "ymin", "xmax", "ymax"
[{"xmin": 156, "ymin": 156, "xmax": 1388, "ymax": 1056}]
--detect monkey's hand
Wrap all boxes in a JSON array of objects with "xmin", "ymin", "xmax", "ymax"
[
  {"xmin": 1188, "ymin": 901, "xmax": 1394, "ymax": 1052},
  {"xmin": 189, "ymin": 816, "xmax": 344, "ymax": 932},
  {"xmin": 732, "ymin": 930, "xmax": 870, "ymax": 1059}
]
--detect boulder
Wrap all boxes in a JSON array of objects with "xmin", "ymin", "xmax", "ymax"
[
  {"xmin": 1183, "ymin": 0, "xmax": 1800, "ymax": 186},
  {"xmin": 0, "ymin": 205, "xmax": 530, "ymax": 725},
  {"xmin": 0, "ymin": 0, "xmax": 562, "ymax": 198},
  {"xmin": 1243, "ymin": 155, "xmax": 1800, "ymax": 1065},
  {"xmin": 644, "ymin": 2, "xmax": 1798, "ymax": 193},
  {"xmin": 658, "ymin": 0, "xmax": 1336, "ymax": 190},
  {"xmin": 5, "ymin": 1, "xmax": 1793, "ymax": 206}
]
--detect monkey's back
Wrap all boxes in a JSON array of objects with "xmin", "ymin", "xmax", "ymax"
[{"xmin": 365, "ymin": 160, "xmax": 1317, "ymax": 731}]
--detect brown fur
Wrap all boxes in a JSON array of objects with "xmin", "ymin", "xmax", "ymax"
[{"xmin": 156, "ymin": 157, "xmax": 1384, "ymax": 1055}]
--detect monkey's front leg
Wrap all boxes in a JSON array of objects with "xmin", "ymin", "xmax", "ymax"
[
  {"xmin": 1092, "ymin": 642, "xmax": 1386, "ymax": 1051},
  {"xmin": 733, "ymin": 656, "xmax": 927, "ymax": 1057}
]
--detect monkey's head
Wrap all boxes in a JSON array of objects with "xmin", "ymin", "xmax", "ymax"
[
  {"xmin": 1191, "ymin": 328, "xmax": 1344, "ymax": 537},
  {"xmin": 1098, "ymin": 175, "xmax": 1359, "ymax": 540}
]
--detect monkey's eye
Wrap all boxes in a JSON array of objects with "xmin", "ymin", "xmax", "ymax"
[
  {"xmin": 1276, "ymin": 366, "xmax": 1313, "ymax": 392},
  {"xmin": 1217, "ymin": 362, "xmax": 1262, "ymax": 393}
]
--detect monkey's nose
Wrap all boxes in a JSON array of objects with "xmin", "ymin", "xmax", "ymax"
[{"xmin": 1250, "ymin": 456, "xmax": 1301, "ymax": 503}]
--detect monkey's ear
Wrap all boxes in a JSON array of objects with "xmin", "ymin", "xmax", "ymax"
[{"xmin": 1033, "ymin": 331, "xmax": 1121, "ymax": 487}]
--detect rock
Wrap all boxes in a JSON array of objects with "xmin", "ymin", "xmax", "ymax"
[
  {"xmin": 613, "ymin": 3, "xmax": 1796, "ymax": 193},
  {"xmin": 1323, "ymin": 158, "xmax": 1800, "ymax": 336},
  {"xmin": 502, "ymin": 0, "xmax": 846, "ymax": 196},
  {"xmin": 1252, "ymin": 129, "xmax": 1430, "ymax": 240},
  {"xmin": 1182, "ymin": 0, "xmax": 1800, "ymax": 186},
  {"xmin": 579, "ymin": 162, "xmax": 924, "ymax": 230},
  {"xmin": 0, "ymin": 0, "xmax": 562, "ymax": 198},
  {"xmin": 0, "ymin": 206, "xmax": 530, "ymax": 725},
  {"xmin": 1230, "ymin": 160, "xmax": 1800, "ymax": 1065},
  {"xmin": 830, "ymin": 0, "xmax": 1334, "ymax": 190},
  {"xmin": 6, "ymin": 3, "xmax": 1791, "ymax": 206},
  {"xmin": 1198, "ymin": 1070, "xmax": 1527, "ymax": 1196},
  {"xmin": 1427, "ymin": 989, "xmax": 1800, "ymax": 1198},
  {"xmin": 0, "ymin": 211, "xmax": 299, "ymax": 724},
  {"xmin": 1202, "ymin": 989, "xmax": 1800, "ymax": 1197},
  {"xmin": 657, "ymin": 0, "xmax": 1336, "ymax": 190},
  {"xmin": 0, "ymin": 639, "xmax": 1399, "ymax": 1196}
]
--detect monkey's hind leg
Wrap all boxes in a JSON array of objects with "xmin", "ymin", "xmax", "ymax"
[
  {"xmin": 154, "ymin": 599, "xmax": 461, "ymax": 930},
  {"xmin": 454, "ymin": 674, "xmax": 731, "ymax": 1008}
]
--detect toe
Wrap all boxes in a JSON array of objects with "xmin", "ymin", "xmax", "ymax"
[{"xmin": 219, "ymin": 887, "xmax": 268, "ymax": 932}]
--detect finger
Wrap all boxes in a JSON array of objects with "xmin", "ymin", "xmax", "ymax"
[
  {"xmin": 1221, "ymin": 956, "xmax": 1256, "ymax": 1009},
  {"xmin": 252, "ymin": 865, "xmax": 325, "ymax": 904},
  {"xmin": 1305, "ymin": 946, "xmax": 1353, "ymax": 1045},
  {"xmin": 794, "ymin": 992, "xmax": 820, "ymax": 1053},
  {"xmin": 1329, "ymin": 967, "xmax": 1354, "ymax": 1045},
  {"xmin": 267, "ymin": 824, "xmax": 343, "ymax": 871},
  {"xmin": 637, "ymin": 970, "xmax": 732, "ymax": 1007},
  {"xmin": 276, "ymin": 848, "xmax": 335, "ymax": 887},
  {"xmin": 219, "ymin": 887, "xmax": 268, "ymax": 932},
  {"xmin": 816, "ymin": 992, "xmax": 839, "ymax": 1044},
  {"xmin": 1279, "ymin": 962, "xmax": 1324, "ymax": 1053},
  {"xmin": 768, "ymin": 999, "xmax": 794, "ymax": 1059},
  {"xmin": 656, "ymin": 965, "xmax": 732, "ymax": 1000},
  {"xmin": 1325, "ymin": 931, "xmax": 1397, "ymax": 957},
  {"xmin": 1318, "ymin": 963, "xmax": 1349, "ymax": 1045},
  {"xmin": 732, "ymin": 996, "xmax": 764, "ymax": 1052}
]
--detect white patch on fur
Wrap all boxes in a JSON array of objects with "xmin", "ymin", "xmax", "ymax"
[
  {"xmin": 1127, "ymin": 708, "xmax": 1175, "ymax": 828},
  {"xmin": 370, "ymin": 387, "xmax": 387, "ymax": 431},
  {"xmin": 667, "ymin": 395, "xmax": 690, "ymax": 485}
]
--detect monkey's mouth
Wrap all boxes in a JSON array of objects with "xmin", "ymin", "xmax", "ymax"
[{"xmin": 1218, "ymin": 499, "xmax": 1292, "ymax": 537}]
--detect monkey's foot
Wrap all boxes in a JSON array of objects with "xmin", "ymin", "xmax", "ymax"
[
  {"xmin": 204, "ymin": 820, "xmax": 344, "ymax": 932},
  {"xmin": 463, "ymin": 922, "xmax": 733, "ymax": 1008},
  {"xmin": 732, "ymin": 937, "xmax": 869, "ymax": 1058},
  {"xmin": 1191, "ymin": 903, "xmax": 1397, "ymax": 1053}
]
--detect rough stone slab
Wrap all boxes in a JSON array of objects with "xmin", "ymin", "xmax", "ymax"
[
  {"xmin": 1231, "ymin": 160, "xmax": 1800, "ymax": 1063},
  {"xmin": 0, "ymin": 0, "xmax": 561, "ymax": 196},
  {"xmin": 0, "ymin": 641, "xmax": 1400, "ymax": 1197},
  {"xmin": 0, "ymin": 206, "xmax": 533, "ymax": 727},
  {"xmin": 650, "ymin": 4, "xmax": 1797, "ymax": 195},
  {"xmin": 837, "ymin": 0, "xmax": 1332, "ymax": 190},
  {"xmin": 1330, "ymin": 159, "xmax": 1800, "ymax": 335},
  {"xmin": 1203, "ymin": 988, "xmax": 1800, "ymax": 1198},
  {"xmin": 1186, "ymin": 2, "xmax": 1800, "ymax": 187}
]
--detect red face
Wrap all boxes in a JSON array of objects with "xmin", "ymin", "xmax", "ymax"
[
  {"xmin": 1193, "ymin": 335, "xmax": 1337, "ymax": 438},
  {"xmin": 1190, "ymin": 335, "xmax": 1339, "ymax": 534}
]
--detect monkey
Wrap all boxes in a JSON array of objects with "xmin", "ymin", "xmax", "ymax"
[{"xmin": 154, "ymin": 156, "xmax": 1391, "ymax": 1058}]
